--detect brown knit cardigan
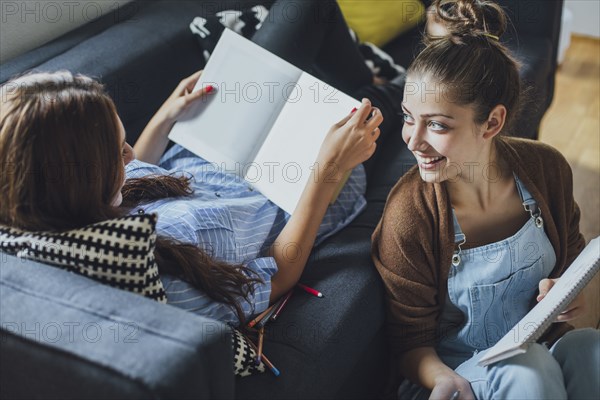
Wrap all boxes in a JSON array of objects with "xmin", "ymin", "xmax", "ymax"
[{"xmin": 371, "ymin": 136, "xmax": 586, "ymax": 356}]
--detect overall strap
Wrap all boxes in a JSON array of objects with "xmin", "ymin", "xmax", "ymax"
[
  {"xmin": 514, "ymin": 173, "xmax": 544, "ymax": 228},
  {"xmin": 451, "ymin": 209, "xmax": 466, "ymax": 266},
  {"xmin": 452, "ymin": 209, "xmax": 466, "ymax": 244}
]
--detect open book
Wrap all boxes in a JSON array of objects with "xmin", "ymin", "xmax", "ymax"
[
  {"xmin": 478, "ymin": 236, "xmax": 600, "ymax": 366},
  {"xmin": 168, "ymin": 28, "xmax": 360, "ymax": 214}
]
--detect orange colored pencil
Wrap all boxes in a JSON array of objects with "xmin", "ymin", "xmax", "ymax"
[
  {"xmin": 248, "ymin": 337, "xmax": 280, "ymax": 376},
  {"xmin": 256, "ymin": 326, "xmax": 265, "ymax": 365}
]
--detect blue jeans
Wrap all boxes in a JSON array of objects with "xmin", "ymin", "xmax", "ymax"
[
  {"xmin": 399, "ymin": 328, "xmax": 600, "ymax": 400},
  {"xmin": 461, "ymin": 328, "xmax": 600, "ymax": 399}
]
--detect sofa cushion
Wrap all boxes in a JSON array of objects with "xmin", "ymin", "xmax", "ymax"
[
  {"xmin": 0, "ymin": 213, "xmax": 165, "ymax": 302},
  {"xmin": 235, "ymin": 223, "xmax": 388, "ymax": 399},
  {"xmin": 339, "ymin": 0, "xmax": 425, "ymax": 47},
  {"xmin": 0, "ymin": 254, "xmax": 235, "ymax": 399}
]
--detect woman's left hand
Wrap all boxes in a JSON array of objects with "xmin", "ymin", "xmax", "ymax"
[
  {"xmin": 134, "ymin": 70, "xmax": 215, "ymax": 164},
  {"xmin": 156, "ymin": 70, "xmax": 215, "ymax": 124},
  {"xmin": 537, "ymin": 278, "xmax": 587, "ymax": 322}
]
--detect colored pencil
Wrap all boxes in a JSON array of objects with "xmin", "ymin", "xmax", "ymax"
[
  {"xmin": 248, "ymin": 337, "xmax": 280, "ymax": 377},
  {"xmin": 247, "ymin": 303, "xmax": 276, "ymax": 328},
  {"xmin": 271, "ymin": 290, "xmax": 293, "ymax": 321},
  {"xmin": 297, "ymin": 283, "xmax": 324, "ymax": 298},
  {"xmin": 255, "ymin": 299, "xmax": 281, "ymax": 329},
  {"xmin": 256, "ymin": 326, "xmax": 265, "ymax": 365}
]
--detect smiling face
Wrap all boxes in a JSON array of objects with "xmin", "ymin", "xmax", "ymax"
[{"xmin": 401, "ymin": 74, "xmax": 492, "ymax": 184}]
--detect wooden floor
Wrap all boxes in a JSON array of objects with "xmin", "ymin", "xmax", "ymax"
[{"xmin": 539, "ymin": 35, "xmax": 600, "ymax": 329}]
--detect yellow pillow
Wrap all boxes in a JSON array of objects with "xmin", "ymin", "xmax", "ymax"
[{"xmin": 339, "ymin": 0, "xmax": 425, "ymax": 47}]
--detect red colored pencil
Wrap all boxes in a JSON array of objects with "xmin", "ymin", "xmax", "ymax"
[
  {"xmin": 270, "ymin": 290, "xmax": 293, "ymax": 321},
  {"xmin": 297, "ymin": 283, "xmax": 324, "ymax": 298}
]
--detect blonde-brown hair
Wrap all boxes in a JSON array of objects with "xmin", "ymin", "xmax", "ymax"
[
  {"xmin": 414, "ymin": 0, "xmax": 524, "ymax": 134},
  {"xmin": 0, "ymin": 71, "xmax": 123, "ymax": 229}
]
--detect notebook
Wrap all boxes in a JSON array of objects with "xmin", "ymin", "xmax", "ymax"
[
  {"xmin": 168, "ymin": 28, "xmax": 360, "ymax": 214},
  {"xmin": 478, "ymin": 236, "xmax": 600, "ymax": 366}
]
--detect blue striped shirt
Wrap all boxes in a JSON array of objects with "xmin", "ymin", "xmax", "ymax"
[{"xmin": 125, "ymin": 144, "xmax": 366, "ymax": 325}]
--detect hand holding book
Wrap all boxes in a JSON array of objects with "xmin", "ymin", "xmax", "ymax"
[
  {"xmin": 478, "ymin": 237, "xmax": 600, "ymax": 367},
  {"xmin": 159, "ymin": 70, "xmax": 214, "ymax": 124},
  {"xmin": 134, "ymin": 70, "xmax": 216, "ymax": 165},
  {"xmin": 537, "ymin": 277, "xmax": 586, "ymax": 322}
]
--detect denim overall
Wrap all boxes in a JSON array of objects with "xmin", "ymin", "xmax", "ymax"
[
  {"xmin": 428, "ymin": 175, "xmax": 600, "ymax": 399},
  {"xmin": 436, "ymin": 174, "xmax": 555, "ymax": 365},
  {"xmin": 397, "ymin": 175, "xmax": 600, "ymax": 399}
]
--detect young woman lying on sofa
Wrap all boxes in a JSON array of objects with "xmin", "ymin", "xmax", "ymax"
[{"xmin": 0, "ymin": 0, "xmax": 402, "ymax": 326}]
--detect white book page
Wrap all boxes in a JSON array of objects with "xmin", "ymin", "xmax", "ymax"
[
  {"xmin": 479, "ymin": 236, "xmax": 600, "ymax": 366},
  {"xmin": 169, "ymin": 29, "xmax": 301, "ymax": 172},
  {"xmin": 250, "ymin": 72, "xmax": 360, "ymax": 214}
]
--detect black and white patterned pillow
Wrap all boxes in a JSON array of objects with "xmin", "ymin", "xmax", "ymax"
[
  {"xmin": 357, "ymin": 41, "xmax": 406, "ymax": 81},
  {"xmin": 189, "ymin": 5, "xmax": 405, "ymax": 81},
  {"xmin": 0, "ymin": 214, "xmax": 166, "ymax": 302},
  {"xmin": 232, "ymin": 328, "xmax": 266, "ymax": 377},
  {"xmin": 190, "ymin": 5, "xmax": 269, "ymax": 62}
]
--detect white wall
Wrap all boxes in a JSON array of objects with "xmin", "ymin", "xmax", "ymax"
[
  {"xmin": 565, "ymin": 0, "xmax": 600, "ymax": 38},
  {"xmin": 0, "ymin": 0, "xmax": 133, "ymax": 63}
]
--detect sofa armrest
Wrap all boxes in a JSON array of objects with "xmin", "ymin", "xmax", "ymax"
[{"xmin": 0, "ymin": 254, "xmax": 235, "ymax": 399}]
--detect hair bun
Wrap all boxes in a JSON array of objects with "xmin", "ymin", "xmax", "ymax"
[{"xmin": 430, "ymin": 0, "xmax": 507, "ymax": 41}]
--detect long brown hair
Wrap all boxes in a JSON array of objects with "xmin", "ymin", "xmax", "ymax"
[
  {"xmin": 0, "ymin": 71, "xmax": 260, "ymax": 324},
  {"xmin": 413, "ymin": 0, "xmax": 524, "ymax": 134}
]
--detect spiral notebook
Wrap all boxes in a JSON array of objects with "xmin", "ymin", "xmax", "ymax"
[{"xmin": 478, "ymin": 236, "xmax": 600, "ymax": 367}]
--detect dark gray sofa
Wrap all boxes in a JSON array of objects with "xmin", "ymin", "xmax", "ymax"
[{"xmin": 0, "ymin": 1, "xmax": 562, "ymax": 399}]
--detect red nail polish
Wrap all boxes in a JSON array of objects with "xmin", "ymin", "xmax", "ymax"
[
  {"xmin": 206, "ymin": 85, "xmax": 214, "ymax": 93},
  {"xmin": 351, "ymin": 107, "xmax": 357, "ymax": 113}
]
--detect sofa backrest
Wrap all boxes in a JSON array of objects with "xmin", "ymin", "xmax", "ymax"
[{"xmin": 1, "ymin": 0, "xmax": 274, "ymax": 145}]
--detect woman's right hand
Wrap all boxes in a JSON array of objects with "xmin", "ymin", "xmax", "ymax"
[
  {"xmin": 315, "ymin": 98, "xmax": 383, "ymax": 180},
  {"xmin": 429, "ymin": 372, "xmax": 475, "ymax": 400},
  {"xmin": 267, "ymin": 99, "xmax": 382, "ymax": 300}
]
